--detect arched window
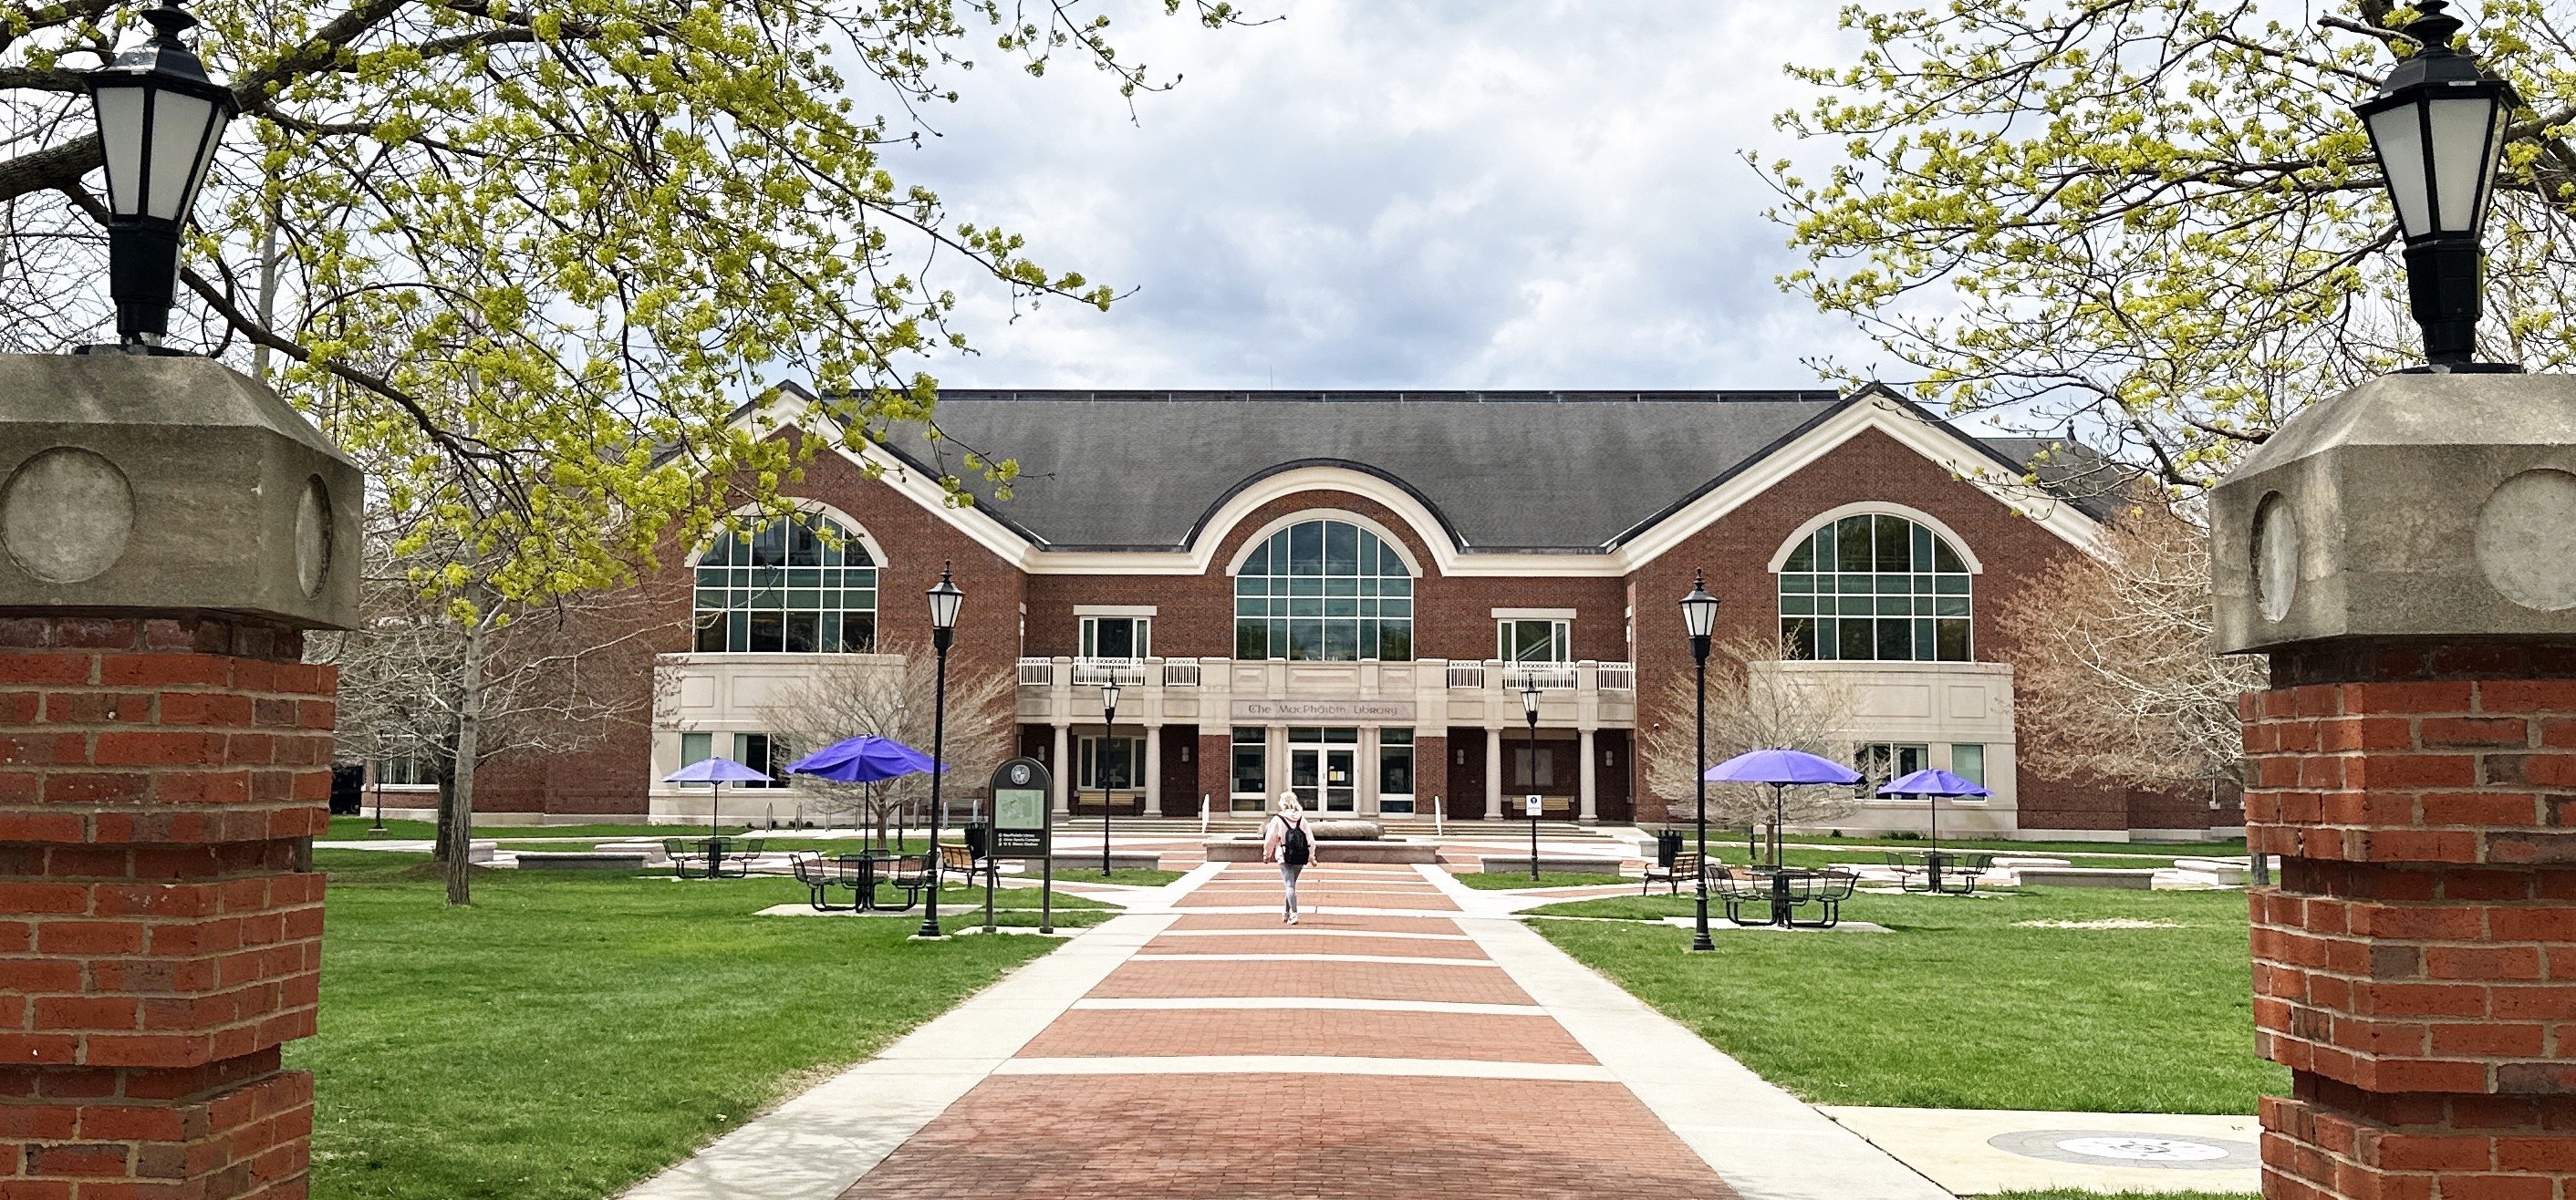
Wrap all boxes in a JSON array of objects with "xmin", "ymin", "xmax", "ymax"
[
  {"xmin": 693, "ymin": 513, "xmax": 878, "ymax": 653},
  {"xmin": 1778, "ymin": 513, "xmax": 1970, "ymax": 661},
  {"xmin": 1234, "ymin": 519, "xmax": 1413, "ymax": 661}
]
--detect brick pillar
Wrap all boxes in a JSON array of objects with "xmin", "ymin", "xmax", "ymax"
[
  {"xmin": 2245, "ymin": 645, "xmax": 2576, "ymax": 1199},
  {"xmin": 1415, "ymin": 732, "xmax": 1445, "ymax": 820},
  {"xmin": 1198, "ymin": 732, "xmax": 1231, "ymax": 814},
  {"xmin": 0, "ymin": 615, "xmax": 330, "ymax": 1200}
]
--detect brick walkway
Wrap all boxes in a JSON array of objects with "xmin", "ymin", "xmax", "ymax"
[{"xmin": 836, "ymin": 864, "xmax": 1745, "ymax": 1200}]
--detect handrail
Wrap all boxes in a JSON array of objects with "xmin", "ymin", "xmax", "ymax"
[
  {"xmin": 1501, "ymin": 664, "xmax": 1578, "ymax": 691},
  {"xmin": 1163, "ymin": 660, "xmax": 1202, "ymax": 687},
  {"xmin": 1070, "ymin": 657, "xmax": 1149, "ymax": 687},
  {"xmin": 1597, "ymin": 662, "xmax": 1636, "ymax": 692},
  {"xmin": 1445, "ymin": 664, "xmax": 1486, "ymax": 689},
  {"xmin": 1015, "ymin": 657, "xmax": 1054, "ymax": 686}
]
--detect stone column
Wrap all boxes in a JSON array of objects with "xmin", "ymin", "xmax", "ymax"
[
  {"xmin": 1485, "ymin": 727, "xmax": 1503, "ymax": 818},
  {"xmin": 1050, "ymin": 722, "xmax": 1070, "ymax": 816},
  {"xmin": 1141, "ymin": 723, "xmax": 1161, "ymax": 816},
  {"xmin": 2210, "ymin": 373, "xmax": 2576, "ymax": 1200},
  {"xmin": 0, "ymin": 356, "xmax": 358, "ymax": 1200},
  {"xmin": 1578, "ymin": 727, "xmax": 1599, "ymax": 825}
]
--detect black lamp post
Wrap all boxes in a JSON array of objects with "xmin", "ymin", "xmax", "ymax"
[
  {"xmin": 2354, "ymin": 0, "xmax": 2519, "ymax": 372},
  {"xmin": 1520, "ymin": 672, "xmax": 1542, "ymax": 881},
  {"xmin": 85, "ymin": 0, "xmax": 237, "ymax": 354},
  {"xmin": 1679, "ymin": 569, "xmax": 1720, "ymax": 953},
  {"xmin": 915, "ymin": 563, "xmax": 962, "ymax": 940},
  {"xmin": 1098, "ymin": 676, "xmax": 1120, "ymax": 877}
]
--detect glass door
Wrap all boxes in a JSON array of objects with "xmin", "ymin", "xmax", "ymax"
[{"xmin": 1290, "ymin": 746, "xmax": 1360, "ymax": 813}]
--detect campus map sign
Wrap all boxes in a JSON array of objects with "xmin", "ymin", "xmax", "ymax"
[{"xmin": 989, "ymin": 757, "xmax": 1052, "ymax": 859}]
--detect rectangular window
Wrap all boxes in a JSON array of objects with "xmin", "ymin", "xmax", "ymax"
[
  {"xmin": 1951, "ymin": 743, "xmax": 1986, "ymax": 787},
  {"xmin": 1081, "ymin": 616, "xmax": 1150, "ymax": 659},
  {"xmin": 1378, "ymin": 729, "xmax": 1416, "ymax": 814},
  {"xmin": 372, "ymin": 754, "xmax": 433, "ymax": 785},
  {"xmin": 1498, "ymin": 619, "xmax": 1571, "ymax": 664},
  {"xmin": 1856, "ymin": 742, "xmax": 1929, "ymax": 787},
  {"xmin": 1231, "ymin": 728, "xmax": 1266, "ymax": 797},
  {"xmin": 680, "ymin": 731, "xmax": 712, "ymax": 768},
  {"xmin": 735, "ymin": 733, "xmax": 789, "ymax": 788},
  {"xmin": 1079, "ymin": 736, "xmax": 1148, "ymax": 791},
  {"xmin": 1511, "ymin": 745, "xmax": 1557, "ymax": 789}
]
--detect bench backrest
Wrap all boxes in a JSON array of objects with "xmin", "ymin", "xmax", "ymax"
[
  {"xmin": 1670, "ymin": 851, "xmax": 1702, "ymax": 874},
  {"xmin": 939, "ymin": 843, "xmax": 974, "ymax": 871}
]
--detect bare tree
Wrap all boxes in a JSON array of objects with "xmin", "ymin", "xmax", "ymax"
[
  {"xmin": 314, "ymin": 526, "xmax": 684, "ymax": 905},
  {"xmin": 1642, "ymin": 633, "xmax": 1861, "ymax": 833},
  {"xmin": 756, "ymin": 631, "xmax": 1015, "ymax": 847},
  {"xmin": 1995, "ymin": 501, "xmax": 2261, "ymax": 795}
]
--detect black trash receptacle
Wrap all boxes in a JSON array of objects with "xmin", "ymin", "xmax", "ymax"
[
  {"xmin": 962, "ymin": 824, "xmax": 990, "ymax": 858},
  {"xmin": 1655, "ymin": 829, "xmax": 1684, "ymax": 866},
  {"xmin": 328, "ymin": 763, "xmax": 365, "ymax": 815}
]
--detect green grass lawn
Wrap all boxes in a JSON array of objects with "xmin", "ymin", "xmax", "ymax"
[
  {"xmin": 1772, "ymin": 833, "xmax": 2246, "ymax": 859},
  {"xmin": 1531, "ymin": 885, "xmax": 2280, "ymax": 1114},
  {"xmin": 326, "ymin": 817, "xmax": 778, "ymax": 841},
  {"xmin": 1037, "ymin": 867, "xmax": 1189, "ymax": 887},
  {"xmin": 294, "ymin": 851, "xmax": 1096, "ymax": 1200},
  {"xmin": 1453, "ymin": 871, "xmax": 1632, "ymax": 890}
]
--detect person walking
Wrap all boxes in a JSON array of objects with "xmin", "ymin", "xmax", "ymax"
[{"xmin": 1262, "ymin": 790, "xmax": 1320, "ymax": 925}]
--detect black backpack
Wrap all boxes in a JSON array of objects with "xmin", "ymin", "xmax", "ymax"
[{"xmin": 1281, "ymin": 819, "xmax": 1311, "ymax": 866}]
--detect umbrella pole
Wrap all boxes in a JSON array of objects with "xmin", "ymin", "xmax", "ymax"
[
  {"xmin": 1772, "ymin": 784, "xmax": 1785, "ymax": 868},
  {"xmin": 710, "ymin": 781, "xmax": 721, "ymax": 837}
]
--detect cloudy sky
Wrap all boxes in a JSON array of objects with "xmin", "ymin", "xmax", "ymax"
[{"xmin": 894, "ymin": 1, "xmax": 1879, "ymax": 393}]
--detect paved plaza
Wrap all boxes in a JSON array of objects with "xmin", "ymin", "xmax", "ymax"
[{"xmin": 624, "ymin": 860, "xmax": 1948, "ymax": 1200}]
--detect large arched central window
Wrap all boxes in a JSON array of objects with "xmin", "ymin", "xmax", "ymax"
[
  {"xmin": 1234, "ymin": 519, "xmax": 1414, "ymax": 661},
  {"xmin": 1779, "ymin": 513, "xmax": 1970, "ymax": 661},
  {"xmin": 694, "ymin": 513, "xmax": 878, "ymax": 653}
]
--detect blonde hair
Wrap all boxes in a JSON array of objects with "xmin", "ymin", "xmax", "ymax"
[{"xmin": 1276, "ymin": 791, "xmax": 1304, "ymax": 817}]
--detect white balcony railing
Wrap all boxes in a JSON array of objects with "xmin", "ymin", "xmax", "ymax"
[
  {"xmin": 1598, "ymin": 662, "xmax": 1635, "ymax": 692},
  {"xmin": 1445, "ymin": 663, "xmax": 1486, "ymax": 689},
  {"xmin": 1070, "ymin": 657, "xmax": 1149, "ymax": 687},
  {"xmin": 1501, "ymin": 664, "xmax": 1579, "ymax": 691},
  {"xmin": 1162, "ymin": 660, "xmax": 1202, "ymax": 687},
  {"xmin": 1017, "ymin": 657, "xmax": 1054, "ymax": 687}
]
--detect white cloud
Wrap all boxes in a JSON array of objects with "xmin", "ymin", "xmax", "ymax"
[{"xmin": 892, "ymin": 0, "xmax": 1879, "ymax": 391}]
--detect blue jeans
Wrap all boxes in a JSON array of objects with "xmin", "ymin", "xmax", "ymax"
[{"xmin": 1280, "ymin": 863, "xmax": 1304, "ymax": 913}]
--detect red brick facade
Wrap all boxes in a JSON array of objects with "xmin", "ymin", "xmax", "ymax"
[
  {"xmin": 471, "ymin": 405, "xmax": 2226, "ymax": 837},
  {"xmin": 1, "ymin": 616, "xmax": 329, "ymax": 1200},
  {"xmin": 2245, "ymin": 644, "xmax": 2576, "ymax": 1198}
]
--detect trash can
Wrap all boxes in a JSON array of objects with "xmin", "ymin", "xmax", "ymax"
[
  {"xmin": 1655, "ymin": 829, "xmax": 1683, "ymax": 867},
  {"xmin": 328, "ymin": 763, "xmax": 365, "ymax": 816}
]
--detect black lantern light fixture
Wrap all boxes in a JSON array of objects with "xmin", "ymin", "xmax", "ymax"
[
  {"xmin": 914, "ymin": 564, "xmax": 963, "ymax": 940},
  {"xmin": 2353, "ymin": 0, "xmax": 2519, "ymax": 371},
  {"xmin": 1678, "ymin": 570, "xmax": 1720, "ymax": 954},
  {"xmin": 86, "ymin": 0, "xmax": 237, "ymax": 353},
  {"xmin": 1098, "ymin": 676, "xmax": 1121, "ymax": 877}
]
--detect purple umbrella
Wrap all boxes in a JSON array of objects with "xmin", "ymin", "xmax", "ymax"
[
  {"xmin": 1878, "ymin": 767, "xmax": 1990, "ymax": 851},
  {"xmin": 664, "ymin": 756, "xmax": 771, "ymax": 834},
  {"xmin": 787, "ymin": 735, "xmax": 941, "ymax": 782},
  {"xmin": 1705, "ymin": 749, "xmax": 1863, "ymax": 867}
]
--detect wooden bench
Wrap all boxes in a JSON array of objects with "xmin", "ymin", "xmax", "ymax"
[
  {"xmin": 1641, "ymin": 850, "xmax": 1704, "ymax": 895},
  {"xmin": 939, "ymin": 842, "xmax": 1001, "ymax": 891}
]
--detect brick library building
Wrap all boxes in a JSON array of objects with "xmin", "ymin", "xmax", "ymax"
[{"xmin": 454, "ymin": 386, "xmax": 2238, "ymax": 842}]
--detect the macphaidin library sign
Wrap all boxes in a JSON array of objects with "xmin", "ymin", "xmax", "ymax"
[{"xmin": 1230, "ymin": 699, "xmax": 1416, "ymax": 722}]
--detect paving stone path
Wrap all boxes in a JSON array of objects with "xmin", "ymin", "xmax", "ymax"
[{"xmin": 834, "ymin": 863, "xmax": 1745, "ymax": 1200}]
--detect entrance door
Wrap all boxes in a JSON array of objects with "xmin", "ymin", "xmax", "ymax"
[{"xmin": 1291, "ymin": 746, "xmax": 1359, "ymax": 813}]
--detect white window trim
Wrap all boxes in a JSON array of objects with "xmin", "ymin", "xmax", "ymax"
[
  {"xmin": 1491, "ymin": 607, "xmax": 1577, "ymax": 620},
  {"xmin": 690, "ymin": 500, "xmax": 889, "ymax": 569},
  {"xmin": 1223, "ymin": 509, "xmax": 1424, "ymax": 577},
  {"xmin": 1075, "ymin": 605, "xmax": 1158, "ymax": 617},
  {"xmin": 1766, "ymin": 502, "xmax": 1986, "ymax": 574}
]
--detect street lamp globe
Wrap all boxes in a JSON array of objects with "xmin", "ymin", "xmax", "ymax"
[
  {"xmin": 2353, "ymin": 0, "xmax": 2517, "ymax": 368},
  {"xmin": 926, "ymin": 564, "xmax": 963, "ymax": 642},
  {"xmin": 1099, "ymin": 677, "xmax": 1121, "ymax": 714},
  {"xmin": 1519, "ymin": 674, "xmax": 1542, "ymax": 720},
  {"xmin": 1679, "ymin": 569, "xmax": 1719, "ymax": 656},
  {"xmin": 86, "ymin": 0, "xmax": 237, "ymax": 352}
]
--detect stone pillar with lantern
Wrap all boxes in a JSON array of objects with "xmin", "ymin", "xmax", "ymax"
[
  {"xmin": 2211, "ymin": 5, "xmax": 2576, "ymax": 1195},
  {"xmin": 0, "ymin": 5, "xmax": 361, "ymax": 1197}
]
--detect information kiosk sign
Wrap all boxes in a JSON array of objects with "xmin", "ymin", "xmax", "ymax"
[{"xmin": 987, "ymin": 758, "xmax": 1054, "ymax": 932}]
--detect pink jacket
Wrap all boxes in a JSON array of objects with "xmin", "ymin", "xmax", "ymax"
[{"xmin": 1261, "ymin": 814, "xmax": 1319, "ymax": 864}]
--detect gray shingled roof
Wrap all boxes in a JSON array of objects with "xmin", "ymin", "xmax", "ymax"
[{"xmin": 838, "ymin": 388, "xmax": 2094, "ymax": 553}]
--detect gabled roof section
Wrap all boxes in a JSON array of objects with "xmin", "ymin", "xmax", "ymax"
[{"xmin": 760, "ymin": 384, "xmax": 2109, "ymax": 574}]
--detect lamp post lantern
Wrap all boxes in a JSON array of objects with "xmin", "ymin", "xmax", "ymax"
[
  {"xmin": 1679, "ymin": 569, "xmax": 1719, "ymax": 953},
  {"xmin": 85, "ymin": 0, "xmax": 238, "ymax": 353},
  {"xmin": 2353, "ymin": 0, "xmax": 2519, "ymax": 371},
  {"xmin": 1098, "ymin": 676, "xmax": 1120, "ymax": 877},
  {"xmin": 1520, "ymin": 671, "xmax": 1542, "ymax": 881},
  {"xmin": 914, "ymin": 563, "xmax": 962, "ymax": 940}
]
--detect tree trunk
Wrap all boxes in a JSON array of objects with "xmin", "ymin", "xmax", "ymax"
[
  {"xmin": 431, "ymin": 767, "xmax": 456, "ymax": 862},
  {"xmin": 445, "ymin": 617, "xmax": 486, "ymax": 907}
]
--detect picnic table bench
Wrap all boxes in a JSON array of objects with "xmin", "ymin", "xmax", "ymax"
[
  {"xmin": 1884, "ymin": 849, "xmax": 1993, "ymax": 895},
  {"xmin": 667, "ymin": 836, "xmax": 763, "ymax": 880},
  {"xmin": 1711, "ymin": 864, "xmax": 1860, "ymax": 928},
  {"xmin": 786, "ymin": 851, "xmax": 935, "ymax": 912}
]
